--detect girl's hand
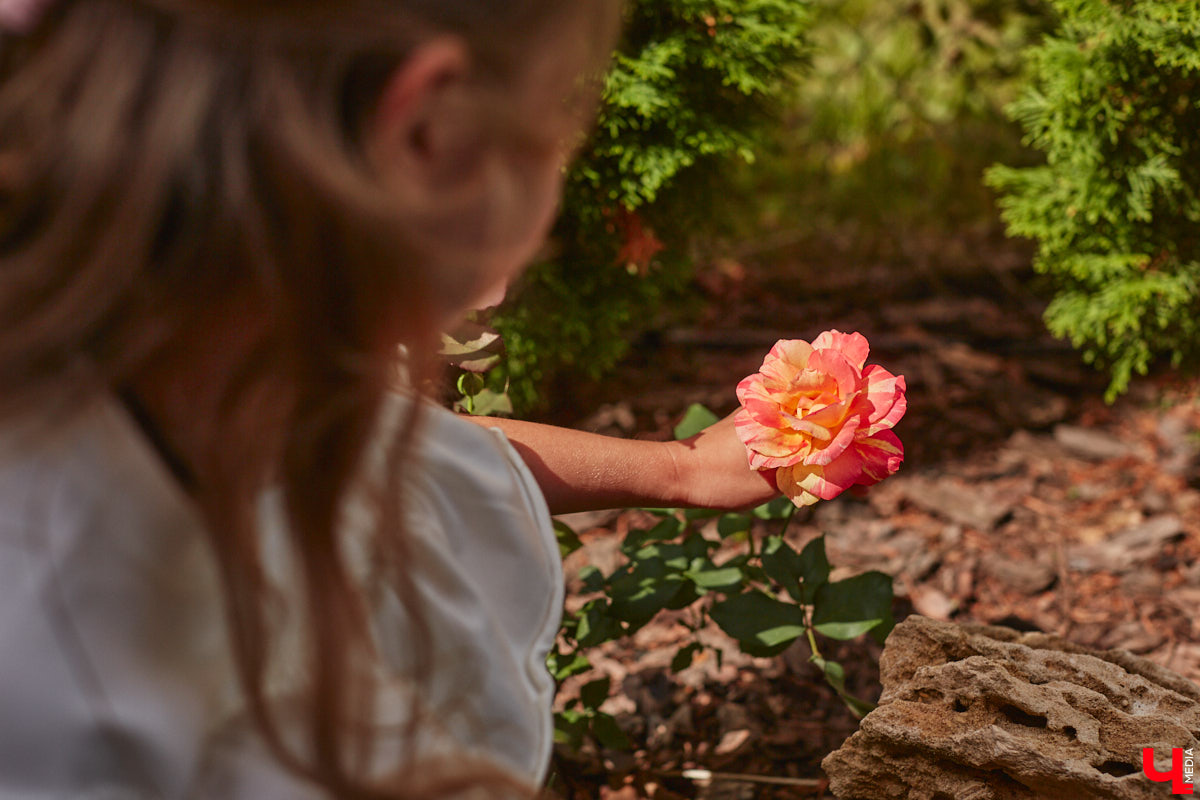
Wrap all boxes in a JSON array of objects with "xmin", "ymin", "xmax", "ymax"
[{"xmin": 665, "ymin": 413, "xmax": 780, "ymax": 511}]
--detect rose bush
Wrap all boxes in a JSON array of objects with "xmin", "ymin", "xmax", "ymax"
[{"xmin": 735, "ymin": 331, "xmax": 906, "ymax": 507}]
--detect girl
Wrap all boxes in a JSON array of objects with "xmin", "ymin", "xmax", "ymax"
[{"xmin": 0, "ymin": 0, "xmax": 778, "ymax": 797}]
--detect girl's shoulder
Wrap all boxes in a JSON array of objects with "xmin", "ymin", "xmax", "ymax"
[
  {"xmin": 0, "ymin": 394, "xmax": 563, "ymax": 788},
  {"xmin": 0, "ymin": 396, "xmax": 239, "ymax": 797},
  {"xmin": 357, "ymin": 398, "xmax": 563, "ymax": 781},
  {"xmin": 0, "ymin": 395, "xmax": 206, "ymax": 564},
  {"xmin": 416, "ymin": 402, "xmax": 548, "ymax": 505}
]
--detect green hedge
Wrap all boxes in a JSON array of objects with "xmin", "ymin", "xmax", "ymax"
[
  {"xmin": 988, "ymin": 0, "xmax": 1200, "ymax": 398},
  {"xmin": 491, "ymin": 0, "xmax": 813, "ymax": 412}
]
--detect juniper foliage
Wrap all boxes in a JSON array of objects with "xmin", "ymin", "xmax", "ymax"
[
  {"xmin": 581, "ymin": 0, "xmax": 811, "ymax": 211},
  {"xmin": 492, "ymin": 0, "xmax": 812, "ymax": 411},
  {"xmin": 987, "ymin": 0, "xmax": 1200, "ymax": 399}
]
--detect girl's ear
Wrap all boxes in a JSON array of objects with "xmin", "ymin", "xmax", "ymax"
[{"xmin": 367, "ymin": 37, "xmax": 479, "ymax": 195}]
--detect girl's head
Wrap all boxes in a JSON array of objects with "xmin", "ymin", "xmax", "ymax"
[
  {"xmin": 361, "ymin": 2, "xmax": 616, "ymax": 323},
  {"xmin": 0, "ymin": 0, "xmax": 617, "ymax": 376},
  {"xmin": 0, "ymin": 0, "xmax": 621, "ymax": 796}
]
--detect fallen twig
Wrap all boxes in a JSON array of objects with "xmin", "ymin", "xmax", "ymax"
[{"xmin": 659, "ymin": 768, "xmax": 827, "ymax": 790}]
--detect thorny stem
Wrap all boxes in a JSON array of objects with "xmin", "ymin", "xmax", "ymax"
[
  {"xmin": 806, "ymin": 625, "xmax": 823, "ymax": 663},
  {"xmin": 752, "ymin": 502, "xmax": 796, "ymax": 562},
  {"xmin": 782, "ymin": 503, "xmax": 822, "ymax": 662}
]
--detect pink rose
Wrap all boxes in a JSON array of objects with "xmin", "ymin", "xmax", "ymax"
[{"xmin": 735, "ymin": 331, "xmax": 906, "ymax": 507}]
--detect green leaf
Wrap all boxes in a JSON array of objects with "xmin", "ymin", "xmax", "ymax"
[
  {"xmin": 591, "ymin": 712, "xmax": 633, "ymax": 751},
  {"xmin": 554, "ymin": 709, "xmax": 589, "ymax": 748},
  {"xmin": 663, "ymin": 581, "xmax": 702, "ymax": 610},
  {"xmin": 812, "ymin": 571, "xmax": 894, "ymax": 641},
  {"xmin": 466, "ymin": 388, "xmax": 513, "ymax": 417},
  {"xmin": 578, "ymin": 565, "xmax": 605, "ymax": 593},
  {"xmin": 761, "ymin": 536, "xmax": 829, "ymax": 604},
  {"xmin": 575, "ymin": 600, "xmax": 623, "ymax": 648},
  {"xmin": 456, "ymin": 372, "xmax": 485, "ymax": 398},
  {"xmin": 684, "ymin": 563, "xmax": 744, "ymax": 590},
  {"xmin": 631, "ymin": 542, "xmax": 691, "ymax": 571},
  {"xmin": 740, "ymin": 562, "xmax": 769, "ymax": 585},
  {"xmin": 671, "ymin": 642, "xmax": 704, "ymax": 672},
  {"xmin": 709, "ymin": 591, "xmax": 805, "ymax": 657},
  {"xmin": 622, "ymin": 515, "xmax": 684, "ymax": 552},
  {"xmin": 607, "ymin": 559, "xmax": 686, "ymax": 627},
  {"xmin": 797, "ymin": 536, "xmax": 832, "ymax": 604},
  {"xmin": 547, "ymin": 650, "xmax": 591, "ymax": 682},
  {"xmin": 810, "ymin": 654, "xmax": 876, "ymax": 719},
  {"xmin": 843, "ymin": 692, "xmax": 876, "ymax": 719},
  {"xmin": 753, "ymin": 496, "xmax": 795, "ymax": 520},
  {"xmin": 674, "ymin": 403, "xmax": 720, "ymax": 440},
  {"xmin": 717, "ymin": 513, "xmax": 753, "ymax": 539},
  {"xmin": 760, "ymin": 536, "xmax": 804, "ymax": 603},
  {"xmin": 554, "ymin": 519, "xmax": 583, "ymax": 558},
  {"xmin": 580, "ymin": 677, "xmax": 612, "ymax": 711},
  {"xmin": 681, "ymin": 532, "xmax": 713, "ymax": 560}
]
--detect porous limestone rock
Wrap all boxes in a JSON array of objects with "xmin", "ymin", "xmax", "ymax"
[{"xmin": 822, "ymin": 615, "xmax": 1200, "ymax": 799}]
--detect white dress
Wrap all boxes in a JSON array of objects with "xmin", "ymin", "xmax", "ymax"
[{"xmin": 0, "ymin": 396, "xmax": 562, "ymax": 798}]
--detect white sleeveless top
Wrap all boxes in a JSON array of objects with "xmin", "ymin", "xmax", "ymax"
[{"xmin": 0, "ymin": 396, "xmax": 562, "ymax": 798}]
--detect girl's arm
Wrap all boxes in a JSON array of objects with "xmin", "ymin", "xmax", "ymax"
[{"xmin": 466, "ymin": 414, "xmax": 779, "ymax": 515}]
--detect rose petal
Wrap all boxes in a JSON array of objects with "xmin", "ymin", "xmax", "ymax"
[
  {"xmin": 861, "ymin": 366, "xmax": 907, "ymax": 434},
  {"xmin": 787, "ymin": 371, "xmax": 844, "ymax": 407},
  {"xmin": 736, "ymin": 416, "xmax": 811, "ymax": 468},
  {"xmin": 735, "ymin": 373, "xmax": 763, "ymax": 406},
  {"xmin": 804, "ymin": 412, "xmax": 861, "ymax": 466},
  {"xmin": 759, "ymin": 339, "xmax": 814, "ymax": 386},
  {"xmin": 799, "ymin": 396, "xmax": 857, "ymax": 433},
  {"xmin": 812, "ymin": 330, "xmax": 870, "ymax": 370},
  {"xmin": 737, "ymin": 377, "xmax": 791, "ymax": 428},
  {"xmin": 805, "ymin": 348, "xmax": 863, "ymax": 401},
  {"xmin": 776, "ymin": 464, "xmax": 825, "ymax": 507},
  {"xmin": 749, "ymin": 451, "xmax": 809, "ymax": 470},
  {"xmin": 850, "ymin": 430, "xmax": 904, "ymax": 486},
  {"xmin": 779, "ymin": 409, "xmax": 832, "ymax": 442},
  {"xmin": 778, "ymin": 449, "xmax": 863, "ymax": 506},
  {"xmin": 823, "ymin": 446, "xmax": 874, "ymax": 490}
]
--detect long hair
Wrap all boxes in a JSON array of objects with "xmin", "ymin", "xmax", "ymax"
[{"xmin": 0, "ymin": 0, "xmax": 621, "ymax": 796}]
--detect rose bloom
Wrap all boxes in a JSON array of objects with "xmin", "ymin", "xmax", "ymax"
[{"xmin": 735, "ymin": 331, "xmax": 906, "ymax": 507}]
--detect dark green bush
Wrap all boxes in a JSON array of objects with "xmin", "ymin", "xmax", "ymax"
[
  {"xmin": 987, "ymin": 0, "xmax": 1200, "ymax": 398},
  {"xmin": 490, "ymin": 0, "xmax": 813, "ymax": 412}
]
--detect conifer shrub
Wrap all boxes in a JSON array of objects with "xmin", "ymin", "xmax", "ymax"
[
  {"xmin": 987, "ymin": 0, "xmax": 1200, "ymax": 398},
  {"xmin": 488, "ymin": 0, "xmax": 812, "ymax": 411}
]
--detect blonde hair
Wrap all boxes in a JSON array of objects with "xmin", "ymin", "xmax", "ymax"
[{"xmin": 0, "ymin": 0, "xmax": 620, "ymax": 797}]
